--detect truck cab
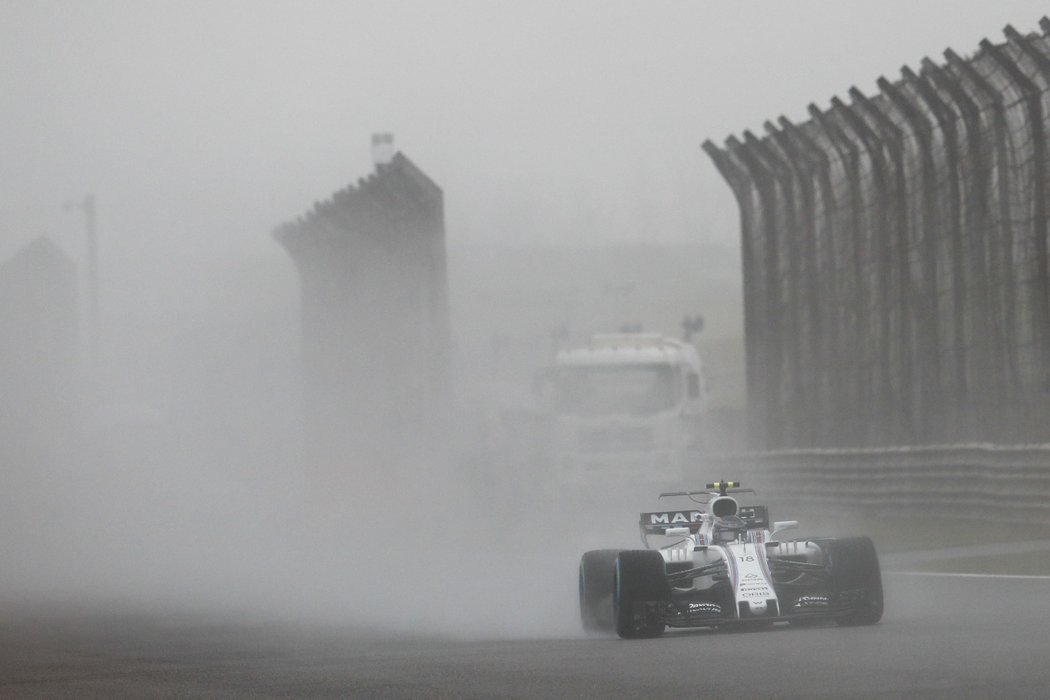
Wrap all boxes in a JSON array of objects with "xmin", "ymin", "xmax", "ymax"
[{"xmin": 553, "ymin": 333, "xmax": 706, "ymax": 482}]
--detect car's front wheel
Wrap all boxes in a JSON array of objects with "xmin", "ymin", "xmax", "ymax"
[
  {"xmin": 824, "ymin": 536, "xmax": 883, "ymax": 626},
  {"xmin": 614, "ymin": 550, "xmax": 669, "ymax": 639},
  {"xmin": 579, "ymin": 549, "xmax": 620, "ymax": 633}
]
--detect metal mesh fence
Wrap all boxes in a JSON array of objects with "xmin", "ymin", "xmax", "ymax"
[{"xmin": 704, "ymin": 21, "xmax": 1050, "ymax": 449}]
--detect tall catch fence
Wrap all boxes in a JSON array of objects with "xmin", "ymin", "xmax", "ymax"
[{"xmin": 705, "ymin": 19, "xmax": 1050, "ymax": 451}]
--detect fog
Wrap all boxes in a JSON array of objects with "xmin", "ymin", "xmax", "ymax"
[{"xmin": 2, "ymin": 1, "xmax": 1049, "ymax": 641}]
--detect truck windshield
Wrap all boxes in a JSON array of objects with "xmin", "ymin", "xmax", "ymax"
[{"xmin": 556, "ymin": 364, "xmax": 677, "ymax": 416}]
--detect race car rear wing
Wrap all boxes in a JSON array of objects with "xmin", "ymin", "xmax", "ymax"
[
  {"xmin": 639, "ymin": 505, "xmax": 770, "ymax": 537},
  {"xmin": 640, "ymin": 510, "xmax": 705, "ymax": 536}
]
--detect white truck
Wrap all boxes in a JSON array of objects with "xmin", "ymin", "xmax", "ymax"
[{"xmin": 552, "ymin": 333, "xmax": 706, "ymax": 483}]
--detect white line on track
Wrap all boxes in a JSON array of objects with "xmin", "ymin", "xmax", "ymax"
[{"xmin": 885, "ymin": 571, "xmax": 1050, "ymax": 580}]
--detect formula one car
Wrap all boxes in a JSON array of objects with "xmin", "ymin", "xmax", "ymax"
[{"xmin": 578, "ymin": 481, "xmax": 883, "ymax": 638}]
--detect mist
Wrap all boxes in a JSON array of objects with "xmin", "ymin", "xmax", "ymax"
[{"xmin": 4, "ymin": 0, "xmax": 1050, "ymax": 647}]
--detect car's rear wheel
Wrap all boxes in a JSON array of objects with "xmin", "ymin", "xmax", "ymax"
[
  {"xmin": 614, "ymin": 550, "xmax": 669, "ymax": 639},
  {"xmin": 825, "ymin": 536, "xmax": 883, "ymax": 626},
  {"xmin": 579, "ymin": 549, "xmax": 620, "ymax": 633}
]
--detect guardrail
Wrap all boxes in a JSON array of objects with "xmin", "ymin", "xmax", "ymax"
[{"xmin": 712, "ymin": 444, "xmax": 1050, "ymax": 523}]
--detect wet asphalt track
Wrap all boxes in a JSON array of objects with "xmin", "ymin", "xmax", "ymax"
[{"xmin": 3, "ymin": 574, "xmax": 1050, "ymax": 699}]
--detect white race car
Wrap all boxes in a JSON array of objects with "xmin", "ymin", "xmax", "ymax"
[{"xmin": 578, "ymin": 481, "xmax": 883, "ymax": 638}]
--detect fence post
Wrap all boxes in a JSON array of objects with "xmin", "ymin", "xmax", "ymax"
[
  {"xmin": 808, "ymin": 105, "xmax": 869, "ymax": 446},
  {"xmin": 879, "ymin": 75, "xmax": 945, "ymax": 442},
  {"xmin": 904, "ymin": 65, "xmax": 971, "ymax": 439},
  {"xmin": 776, "ymin": 117, "xmax": 844, "ymax": 446},
  {"xmin": 765, "ymin": 121, "xmax": 823, "ymax": 446},
  {"xmin": 834, "ymin": 93, "xmax": 905, "ymax": 445},
  {"xmin": 945, "ymin": 47, "xmax": 1019, "ymax": 435},
  {"xmin": 958, "ymin": 48, "xmax": 1024, "ymax": 393},
  {"xmin": 830, "ymin": 100, "xmax": 887, "ymax": 445},
  {"xmin": 1002, "ymin": 25, "xmax": 1050, "ymax": 410},
  {"xmin": 726, "ymin": 135, "xmax": 782, "ymax": 448},
  {"xmin": 851, "ymin": 87, "xmax": 924, "ymax": 445},
  {"xmin": 981, "ymin": 37, "xmax": 1048, "ymax": 438},
  {"xmin": 702, "ymin": 140, "xmax": 766, "ymax": 447},
  {"xmin": 743, "ymin": 130, "xmax": 804, "ymax": 447},
  {"xmin": 920, "ymin": 58, "xmax": 997, "ymax": 438}
]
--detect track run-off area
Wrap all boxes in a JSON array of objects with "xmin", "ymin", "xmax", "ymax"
[{"xmin": 3, "ymin": 572, "xmax": 1050, "ymax": 699}]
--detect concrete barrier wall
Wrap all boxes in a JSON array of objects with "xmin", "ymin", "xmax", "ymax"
[{"xmin": 714, "ymin": 444, "xmax": 1050, "ymax": 523}]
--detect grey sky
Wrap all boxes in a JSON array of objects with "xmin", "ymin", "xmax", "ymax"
[{"xmin": 2, "ymin": 1, "xmax": 1048, "ymax": 265}]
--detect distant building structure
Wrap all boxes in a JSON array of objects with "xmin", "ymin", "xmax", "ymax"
[
  {"xmin": 275, "ymin": 147, "xmax": 449, "ymax": 471},
  {"xmin": 0, "ymin": 237, "xmax": 78, "ymax": 470}
]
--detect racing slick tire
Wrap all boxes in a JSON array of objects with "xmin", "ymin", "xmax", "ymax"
[
  {"xmin": 579, "ymin": 549, "xmax": 620, "ymax": 633},
  {"xmin": 825, "ymin": 536, "xmax": 883, "ymax": 626},
  {"xmin": 614, "ymin": 550, "xmax": 670, "ymax": 639}
]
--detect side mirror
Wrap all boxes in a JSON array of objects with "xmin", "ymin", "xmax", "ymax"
[
  {"xmin": 771, "ymin": 520, "xmax": 798, "ymax": 537},
  {"xmin": 664, "ymin": 527, "xmax": 691, "ymax": 537}
]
